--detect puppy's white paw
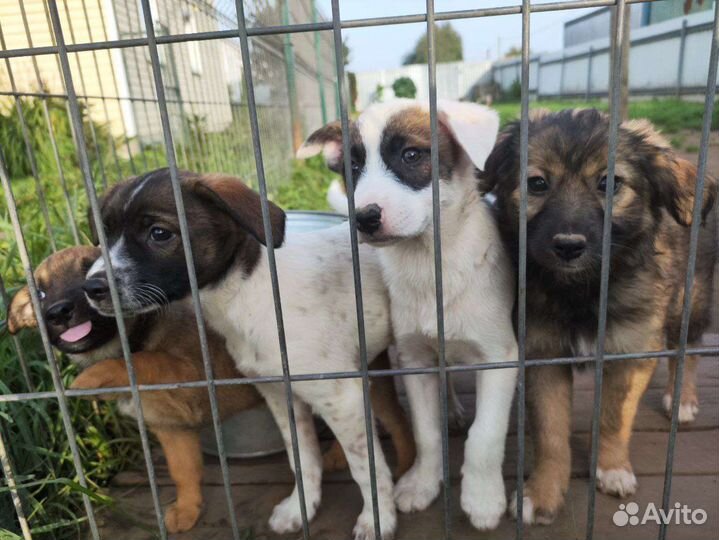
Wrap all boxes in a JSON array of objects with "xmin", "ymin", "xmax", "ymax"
[
  {"xmin": 268, "ymin": 495, "xmax": 302, "ymax": 534},
  {"xmin": 461, "ymin": 472, "xmax": 505, "ymax": 530},
  {"xmin": 508, "ymin": 490, "xmax": 555, "ymax": 525},
  {"xmin": 596, "ymin": 467, "xmax": 637, "ymax": 498},
  {"xmin": 268, "ymin": 490, "xmax": 319, "ymax": 534},
  {"xmin": 678, "ymin": 402, "xmax": 699, "ymax": 423},
  {"xmin": 352, "ymin": 508, "xmax": 397, "ymax": 540},
  {"xmin": 662, "ymin": 393, "xmax": 698, "ymax": 423},
  {"xmin": 393, "ymin": 464, "xmax": 440, "ymax": 513}
]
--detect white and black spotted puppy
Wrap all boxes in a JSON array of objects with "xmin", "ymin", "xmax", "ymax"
[
  {"xmin": 300, "ymin": 99, "xmax": 518, "ymax": 531},
  {"xmin": 85, "ymin": 169, "xmax": 397, "ymax": 540}
]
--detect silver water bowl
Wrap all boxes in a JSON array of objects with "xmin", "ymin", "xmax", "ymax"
[{"xmin": 201, "ymin": 210, "xmax": 347, "ymax": 458}]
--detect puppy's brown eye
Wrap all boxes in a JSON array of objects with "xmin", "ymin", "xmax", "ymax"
[
  {"xmin": 598, "ymin": 175, "xmax": 623, "ymax": 194},
  {"xmin": 150, "ymin": 226, "xmax": 173, "ymax": 242},
  {"xmin": 528, "ymin": 176, "xmax": 549, "ymax": 194},
  {"xmin": 351, "ymin": 161, "xmax": 361, "ymax": 173},
  {"xmin": 402, "ymin": 148, "xmax": 422, "ymax": 164},
  {"xmin": 38, "ymin": 290, "xmax": 46, "ymax": 301}
]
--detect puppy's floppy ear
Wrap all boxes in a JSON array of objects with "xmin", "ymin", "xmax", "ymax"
[
  {"xmin": 658, "ymin": 156, "xmax": 717, "ymax": 226},
  {"xmin": 191, "ymin": 175, "xmax": 286, "ymax": 248},
  {"xmin": 624, "ymin": 119, "xmax": 717, "ymax": 226},
  {"xmin": 7, "ymin": 286, "xmax": 37, "ymax": 334},
  {"xmin": 297, "ymin": 121, "xmax": 343, "ymax": 172},
  {"xmin": 437, "ymin": 100, "xmax": 500, "ymax": 171},
  {"xmin": 477, "ymin": 123, "xmax": 519, "ymax": 194}
]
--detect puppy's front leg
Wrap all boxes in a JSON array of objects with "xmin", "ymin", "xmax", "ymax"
[
  {"xmin": 393, "ymin": 346, "xmax": 442, "ymax": 514},
  {"xmin": 154, "ymin": 429, "xmax": 203, "ymax": 533},
  {"xmin": 597, "ymin": 358, "xmax": 658, "ymax": 497},
  {"xmin": 315, "ymin": 379, "xmax": 396, "ymax": 540},
  {"xmin": 510, "ymin": 362, "xmax": 573, "ymax": 525},
  {"xmin": 256, "ymin": 384, "xmax": 322, "ymax": 535},
  {"xmin": 461, "ymin": 342, "xmax": 517, "ymax": 531}
]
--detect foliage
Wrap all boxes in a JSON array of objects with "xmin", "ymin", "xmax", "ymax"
[
  {"xmin": 348, "ymin": 72, "xmax": 358, "ymax": 113},
  {"xmin": 498, "ymin": 79, "xmax": 522, "ymax": 102},
  {"xmin": 373, "ymin": 84, "xmax": 385, "ymax": 103},
  {"xmin": 392, "ymin": 77, "xmax": 417, "ymax": 99},
  {"xmin": 273, "ymin": 155, "xmax": 336, "ymax": 211},
  {"xmin": 504, "ymin": 46, "xmax": 522, "ymax": 58},
  {"xmin": 403, "ymin": 23, "xmax": 463, "ymax": 65}
]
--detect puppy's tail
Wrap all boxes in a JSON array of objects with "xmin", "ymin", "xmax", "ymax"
[{"xmin": 327, "ymin": 179, "xmax": 349, "ymax": 215}]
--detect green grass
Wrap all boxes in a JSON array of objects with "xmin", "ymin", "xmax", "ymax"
[{"xmin": 492, "ymin": 98, "xmax": 719, "ymax": 134}]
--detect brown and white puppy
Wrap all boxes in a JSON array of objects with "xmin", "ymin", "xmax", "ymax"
[
  {"xmin": 82, "ymin": 169, "xmax": 402, "ymax": 539},
  {"xmin": 7, "ymin": 246, "xmax": 263, "ymax": 534},
  {"xmin": 8, "ymin": 244, "xmax": 416, "ymax": 535},
  {"xmin": 480, "ymin": 109, "xmax": 718, "ymax": 524},
  {"xmin": 299, "ymin": 99, "xmax": 518, "ymax": 531}
]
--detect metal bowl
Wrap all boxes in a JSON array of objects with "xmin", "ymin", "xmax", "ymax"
[{"xmin": 201, "ymin": 210, "xmax": 346, "ymax": 458}]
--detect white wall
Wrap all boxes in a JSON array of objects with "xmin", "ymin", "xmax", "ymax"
[
  {"xmin": 354, "ymin": 60, "xmax": 492, "ymax": 110},
  {"xmin": 492, "ymin": 10, "xmax": 718, "ymax": 98}
]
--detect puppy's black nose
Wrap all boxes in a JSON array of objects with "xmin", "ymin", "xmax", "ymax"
[
  {"xmin": 355, "ymin": 204, "xmax": 382, "ymax": 235},
  {"xmin": 83, "ymin": 275, "xmax": 110, "ymax": 301},
  {"xmin": 45, "ymin": 300, "xmax": 74, "ymax": 325},
  {"xmin": 552, "ymin": 234, "xmax": 587, "ymax": 261}
]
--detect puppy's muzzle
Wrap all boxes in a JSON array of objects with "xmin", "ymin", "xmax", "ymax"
[
  {"xmin": 355, "ymin": 204, "xmax": 382, "ymax": 235},
  {"xmin": 45, "ymin": 300, "xmax": 74, "ymax": 326},
  {"xmin": 552, "ymin": 233, "xmax": 587, "ymax": 261},
  {"xmin": 83, "ymin": 275, "xmax": 110, "ymax": 302}
]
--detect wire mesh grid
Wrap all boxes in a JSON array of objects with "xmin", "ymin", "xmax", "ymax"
[{"xmin": 0, "ymin": 1, "xmax": 717, "ymax": 539}]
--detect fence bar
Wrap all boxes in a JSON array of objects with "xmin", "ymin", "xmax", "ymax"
[
  {"xmin": 0, "ymin": 425, "xmax": 32, "ymax": 540},
  {"xmin": 0, "ymin": 26, "xmax": 57, "ymax": 253},
  {"xmin": 424, "ymin": 0, "xmax": 453, "ymax": 537},
  {"xmin": 120, "ymin": 0, "xmax": 160, "ymax": 170},
  {"xmin": 79, "ymin": 0, "xmax": 135, "ymax": 181},
  {"xmin": 46, "ymin": 2, "xmax": 169, "ymax": 537},
  {"xmin": 659, "ymin": 3, "xmax": 719, "ymax": 539},
  {"xmin": 515, "ymin": 0, "xmax": 531, "ymax": 537},
  {"xmin": 0, "ymin": 275, "xmax": 34, "ymax": 391},
  {"xmin": 233, "ymin": 1, "xmax": 312, "ymax": 537},
  {"xmin": 312, "ymin": 0, "xmax": 328, "ymax": 125},
  {"xmin": 136, "ymin": 1, "xmax": 244, "ymax": 538},
  {"xmin": 76, "ymin": 0, "xmax": 125, "ymax": 183},
  {"xmin": 16, "ymin": 0, "xmax": 81, "ymax": 246},
  {"xmin": 0, "ymin": 153, "xmax": 100, "ymax": 540},
  {"xmin": 1, "ymin": 348, "xmax": 718, "ymax": 405},
  {"xmin": 585, "ymin": 2, "xmax": 627, "ymax": 539},
  {"xmin": 585, "ymin": 46, "xmax": 594, "ymax": 101},
  {"xmin": 329, "ymin": 0, "xmax": 383, "ymax": 538},
  {"xmin": 0, "ymin": 1, "xmax": 663, "ymax": 60},
  {"xmin": 57, "ymin": 0, "xmax": 111, "ymax": 191},
  {"xmin": 676, "ymin": 19, "xmax": 688, "ymax": 98}
]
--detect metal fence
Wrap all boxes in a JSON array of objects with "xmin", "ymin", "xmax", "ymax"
[
  {"xmin": 492, "ymin": 5, "xmax": 719, "ymax": 99},
  {"xmin": 0, "ymin": 1, "xmax": 717, "ymax": 540}
]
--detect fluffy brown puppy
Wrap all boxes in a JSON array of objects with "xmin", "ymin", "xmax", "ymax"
[{"xmin": 480, "ymin": 109, "xmax": 717, "ymax": 524}]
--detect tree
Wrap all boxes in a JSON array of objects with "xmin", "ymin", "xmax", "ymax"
[
  {"xmin": 392, "ymin": 77, "xmax": 417, "ymax": 99},
  {"xmin": 504, "ymin": 46, "xmax": 521, "ymax": 59},
  {"xmin": 373, "ymin": 83, "xmax": 384, "ymax": 103},
  {"xmin": 402, "ymin": 23, "xmax": 463, "ymax": 65}
]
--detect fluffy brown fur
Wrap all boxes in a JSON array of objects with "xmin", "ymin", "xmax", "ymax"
[{"xmin": 480, "ymin": 109, "xmax": 717, "ymax": 524}]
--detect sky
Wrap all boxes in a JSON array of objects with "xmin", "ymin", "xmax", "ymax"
[{"xmin": 315, "ymin": 0, "xmax": 597, "ymax": 72}]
